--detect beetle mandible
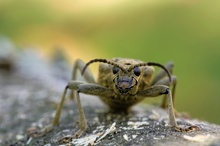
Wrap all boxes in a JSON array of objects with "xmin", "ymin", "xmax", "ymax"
[{"xmin": 44, "ymin": 58, "xmax": 199, "ymax": 139}]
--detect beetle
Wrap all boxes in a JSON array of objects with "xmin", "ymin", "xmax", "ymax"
[{"xmin": 43, "ymin": 58, "xmax": 199, "ymax": 140}]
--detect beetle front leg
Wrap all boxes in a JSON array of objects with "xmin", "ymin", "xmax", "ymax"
[
  {"xmin": 151, "ymin": 62, "xmax": 176, "ymax": 109},
  {"xmin": 153, "ymin": 76, "xmax": 177, "ymax": 108},
  {"xmin": 72, "ymin": 84, "xmax": 114, "ymax": 138},
  {"xmin": 56, "ymin": 82, "xmax": 113, "ymax": 140},
  {"xmin": 137, "ymin": 85, "xmax": 199, "ymax": 132},
  {"xmin": 73, "ymin": 89, "xmax": 87, "ymax": 138},
  {"xmin": 41, "ymin": 81, "xmax": 85, "ymax": 134}
]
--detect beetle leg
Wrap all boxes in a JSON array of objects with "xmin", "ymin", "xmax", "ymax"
[
  {"xmin": 151, "ymin": 62, "xmax": 176, "ymax": 109},
  {"xmin": 70, "ymin": 59, "xmax": 96, "ymax": 99},
  {"xmin": 77, "ymin": 83, "xmax": 114, "ymax": 96},
  {"xmin": 73, "ymin": 84, "xmax": 114, "ymax": 138},
  {"xmin": 136, "ymin": 85, "xmax": 177, "ymax": 127},
  {"xmin": 136, "ymin": 85, "xmax": 199, "ymax": 132},
  {"xmin": 73, "ymin": 89, "xmax": 87, "ymax": 138},
  {"xmin": 43, "ymin": 81, "xmax": 114, "ymax": 139},
  {"xmin": 154, "ymin": 76, "xmax": 177, "ymax": 108},
  {"xmin": 73, "ymin": 83, "xmax": 114, "ymax": 138},
  {"xmin": 41, "ymin": 81, "xmax": 85, "ymax": 134}
]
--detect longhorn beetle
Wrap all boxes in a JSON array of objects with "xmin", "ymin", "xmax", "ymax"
[{"xmin": 43, "ymin": 58, "xmax": 199, "ymax": 139}]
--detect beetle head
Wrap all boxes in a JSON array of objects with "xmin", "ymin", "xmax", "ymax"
[
  {"xmin": 111, "ymin": 65, "xmax": 141, "ymax": 94},
  {"xmin": 82, "ymin": 58, "xmax": 172, "ymax": 95}
]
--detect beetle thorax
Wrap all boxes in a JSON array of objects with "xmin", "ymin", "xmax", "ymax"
[{"xmin": 97, "ymin": 58, "xmax": 154, "ymax": 96}]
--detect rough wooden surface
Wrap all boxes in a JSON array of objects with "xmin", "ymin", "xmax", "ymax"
[{"xmin": 0, "ymin": 41, "xmax": 220, "ymax": 146}]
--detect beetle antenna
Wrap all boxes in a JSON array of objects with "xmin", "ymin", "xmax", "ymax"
[
  {"xmin": 81, "ymin": 59, "xmax": 124, "ymax": 75},
  {"xmin": 131, "ymin": 62, "xmax": 172, "ymax": 83}
]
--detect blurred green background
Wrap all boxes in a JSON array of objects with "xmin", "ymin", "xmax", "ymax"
[{"xmin": 1, "ymin": 0, "xmax": 220, "ymax": 124}]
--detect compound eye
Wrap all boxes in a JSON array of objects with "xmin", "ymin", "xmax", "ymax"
[
  {"xmin": 134, "ymin": 67, "xmax": 141, "ymax": 76},
  {"xmin": 113, "ymin": 67, "xmax": 119, "ymax": 74}
]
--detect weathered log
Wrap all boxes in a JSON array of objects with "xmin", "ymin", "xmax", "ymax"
[{"xmin": 0, "ymin": 42, "xmax": 219, "ymax": 146}]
